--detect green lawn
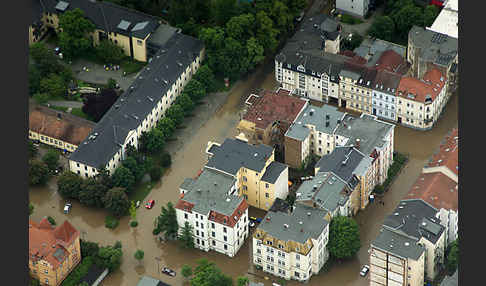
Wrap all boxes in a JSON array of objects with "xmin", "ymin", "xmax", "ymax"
[
  {"xmin": 340, "ymin": 14, "xmax": 364, "ymax": 25},
  {"xmin": 129, "ymin": 181, "xmax": 154, "ymax": 203},
  {"xmin": 121, "ymin": 59, "xmax": 146, "ymax": 75},
  {"xmin": 49, "ymin": 105, "xmax": 69, "ymax": 112},
  {"xmin": 71, "ymin": 108, "xmax": 96, "ymax": 122}
]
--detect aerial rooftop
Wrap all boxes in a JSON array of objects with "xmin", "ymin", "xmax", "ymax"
[
  {"xmin": 428, "ymin": 0, "xmax": 458, "ymax": 39},
  {"xmin": 397, "ymin": 67, "xmax": 447, "ymax": 103},
  {"xmin": 354, "ymin": 37, "xmax": 407, "ymax": 68},
  {"xmin": 404, "ymin": 172, "xmax": 458, "ymax": 211},
  {"xmin": 285, "ymin": 104, "xmax": 345, "ymax": 140},
  {"xmin": 372, "ymin": 227, "xmax": 425, "ymax": 260},
  {"xmin": 372, "ymin": 69, "xmax": 402, "ymax": 95},
  {"xmin": 409, "ymin": 26, "xmax": 458, "ymax": 68},
  {"xmin": 425, "ymin": 128, "xmax": 458, "ymax": 176},
  {"xmin": 257, "ymin": 204, "xmax": 328, "ymax": 244}
]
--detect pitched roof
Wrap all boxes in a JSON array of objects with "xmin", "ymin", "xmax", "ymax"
[
  {"xmin": 261, "ymin": 161, "xmax": 288, "ymax": 184},
  {"xmin": 426, "ymin": 128, "xmax": 458, "ymax": 176},
  {"xmin": 404, "ymin": 172, "xmax": 458, "ymax": 211},
  {"xmin": 428, "ymin": 0, "xmax": 458, "ymax": 39},
  {"xmin": 314, "ymin": 146, "xmax": 364, "ymax": 189},
  {"xmin": 136, "ymin": 276, "xmax": 171, "ymax": 286},
  {"xmin": 372, "ymin": 70, "xmax": 402, "ymax": 95},
  {"xmin": 205, "ymin": 138, "xmax": 274, "ymax": 175},
  {"xmin": 29, "ymin": 104, "xmax": 96, "ymax": 146},
  {"xmin": 69, "ymin": 32, "xmax": 203, "ymax": 168},
  {"xmin": 397, "ymin": 67, "xmax": 447, "ymax": 103},
  {"xmin": 242, "ymin": 89, "xmax": 306, "ymax": 130},
  {"xmin": 374, "ymin": 50, "xmax": 409, "ymax": 75},
  {"xmin": 372, "ymin": 228, "xmax": 425, "ymax": 260},
  {"xmin": 29, "ymin": 218, "xmax": 80, "ymax": 269},
  {"xmin": 409, "ymin": 26, "xmax": 458, "ymax": 68}
]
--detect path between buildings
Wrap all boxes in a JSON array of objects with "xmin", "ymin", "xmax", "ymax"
[
  {"xmin": 47, "ymin": 100, "xmax": 83, "ymax": 109},
  {"xmin": 339, "ymin": 6, "xmax": 384, "ymax": 37}
]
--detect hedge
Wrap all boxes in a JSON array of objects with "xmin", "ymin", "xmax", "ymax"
[{"xmin": 61, "ymin": 256, "xmax": 93, "ymax": 286}]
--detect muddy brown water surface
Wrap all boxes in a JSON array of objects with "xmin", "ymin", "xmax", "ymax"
[{"xmin": 30, "ymin": 63, "xmax": 457, "ymax": 285}]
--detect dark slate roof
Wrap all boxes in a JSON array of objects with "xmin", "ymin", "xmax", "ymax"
[
  {"xmin": 261, "ymin": 161, "xmax": 287, "ymax": 184},
  {"xmin": 276, "ymin": 51, "xmax": 349, "ymax": 80},
  {"xmin": 372, "ymin": 228, "xmax": 425, "ymax": 260},
  {"xmin": 409, "ymin": 26, "xmax": 458, "ymax": 68},
  {"xmin": 314, "ymin": 146, "xmax": 365, "ymax": 189},
  {"xmin": 258, "ymin": 204, "xmax": 328, "ymax": 244},
  {"xmin": 147, "ymin": 24, "xmax": 179, "ymax": 48},
  {"xmin": 372, "ymin": 70, "xmax": 401, "ymax": 95},
  {"xmin": 69, "ymin": 32, "xmax": 204, "ymax": 168},
  {"xmin": 205, "ymin": 138, "xmax": 274, "ymax": 175},
  {"xmin": 42, "ymin": 0, "xmax": 160, "ymax": 39},
  {"xmin": 440, "ymin": 269, "xmax": 458, "ymax": 286},
  {"xmin": 32, "ymin": 0, "xmax": 44, "ymax": 24},
  {"xmin": 269, "ymin": 198, "xmax": 291, "ymax": 213},
  {"xmin": 383, "ymin": 199, "xmax": 445, "ymax": 244}
]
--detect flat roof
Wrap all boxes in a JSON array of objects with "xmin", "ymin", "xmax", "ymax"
[{"xmin": 372, "ymin": 228, "xmax": 425, "ymax": 261}]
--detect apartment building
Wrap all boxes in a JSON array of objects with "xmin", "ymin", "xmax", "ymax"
[
  {"xmin": 371, "ymin": 70, "xmax": 401, "ymax": 122},
  {"xmin": 176, "ymin": 168, "xmax": 248, "ymax": 257},
  {"xmin": 370, "ymin": 228, "xmax": 426, "ymax": 286},
  {"xmin": 252, "ymin": 204, "xmax": 329, "ymax": 282},
  {"xmin": 29, "ymin": 218, "xmax": 81, "ymax": 286},
  {"xmin": 408, "ymin": 26, "xmax": 458, "ymax": 90},
  {"xmin": 205, "ymin": 138, "xmax": 289, "ymax": 211},
  {"xmin": 315, "ymin": 146, "xmax": 374, "ymax": 211},
  {"xmin": 69, "ymin": 28, "xmax": 204, "ymax": 178},
  {"xmin": 295, "ymin": 171, "xmax": 358, "ymax": 219},
  {"xmin": 284, "ymin": 104, "xmax": 346, "ymax": 168},
  {"xmin": 338, "ymin": 62, "xmax": 376, "ymax": 114},
  {"xmin": 29, "ymin": 104, "xmax": 95, "ymax": 153},
  {"xmin": 396, "ymin": 67, "xmax": 448, "ymax": 130},
  {"xmin": 382, "ymin": 200, "xmax": 446, "ymax": 282},
  {"xmin": 336, "ymin": 0, "xmax": 370, "ymax": 18},
  {"xmin": 237, "ymin": 89, "xmax": 307, "ymax": 149},
  {"xmin": 428, "ymin": 0, "xmax": 458, "ymax": 39},
  {"xmin": 405, "ymin": 129, "xmax": 458, "ymax": 245},
  {"xmin": 30, "ymin": 0, "xmax": 170, "ymax": 62}
]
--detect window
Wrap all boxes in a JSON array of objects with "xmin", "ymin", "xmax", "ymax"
[
  {"xmin": 137, "ymin": 39, "xmax": 143, "ymax": 45},
  {"xmin": 196, "ymin": 222, "xmax": 199, "ymax": 227},
  {"xmin": 201, "ymin": 241, "xmax": 205, "ymax": 246},
  {"xmin": 265, "ymin": 193, "xmax": 269, "ymax": 198},
  {"xmin": 224, "ymin": 244, "xmax": 228, "ymax": 250},
  {"xmin": 224, "ymin": 236, "xmax": 227, "ymax": 242},
  {"xmin": 265, "ymin": 183, "xmax": 269, "ymax": 189},
  {"xmin": 196, "ymin": 230, "xmax": 199, "ymax": 236},
  {"xmin": 211, "ymin": 223, "xmax": 215, "ymax": 229},
  {"xmin": 212, "ymin": 240, "xmax": 216, "ymax": 246},
  {"xmin": 243, "ymin": 176, "xmax": 247, "ymax": 182},
  {"xmin": 223, "ymin": 227, "xmax": 227, "ymax": 233},
  {"xmin": 296, "ymin": 254, "xmax": 300, "ymax": 260},
  {"xmin": 184, "ymin": 213, "xmax": 188, "ymax": 219},
  {"xmin": 212, "ymin": 231, "xmax": 215, "ymax": 237}
]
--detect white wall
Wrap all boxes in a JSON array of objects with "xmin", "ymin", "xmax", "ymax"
[
  {"xmin": 336, "ymin": 0, "xmax": 370, "ymax": 18},
  {"xmin": 273, "ymin": 167, "xmax": 289, "ymax": 200}
]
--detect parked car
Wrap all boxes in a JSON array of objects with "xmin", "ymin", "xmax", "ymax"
[
  {"xmin": 64, "ymin": 202, "xmax": 72, "ymax": 214},
  {"xmin": 136, "ymin": 200, "xmax": 141, "ymax": 208},
  {"xmin": 360, "ymin": 265, "xmax": 370, "ymax": 277},
  {"xmin": 295, "ymin": 11, "xmax": 304, "ymax": 22},
  {"xmin": 145, "ymin": 200, "xmax": 155, "ymax": 209},
  {"xmin": 162, "ymin": 267, "xmax": 176, "ymax": 277}
]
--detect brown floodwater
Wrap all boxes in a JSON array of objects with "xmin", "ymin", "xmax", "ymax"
[{"xmin": 29, "ymin": 63, "xmax": 458, "ymax": 286}]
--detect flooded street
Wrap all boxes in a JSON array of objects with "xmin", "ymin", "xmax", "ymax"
[{"xmin": 30, "ymin": 60, "xmax": 457, "ymax": 285}]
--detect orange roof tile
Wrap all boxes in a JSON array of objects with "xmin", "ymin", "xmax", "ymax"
[
  {"xmin": 397, "ymin": 67, "xmax": 447, "ymax": 103},
  {"xmin": 427, "ymin": 128, "xmax": 458, "ymax": 176},
  {"xmin": 209, "ymin": 199, "xmax": 248, "ymax": 228},
  {"xmin": 375, "ymin": 50, "xmax": 409, "ymax": 75},
  {"xmin": 405, "ymin": 172, "xmax": 458, "ymax": 211}
]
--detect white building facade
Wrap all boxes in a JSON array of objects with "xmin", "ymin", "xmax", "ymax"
[{"xmin": 336, "ymin": 0, "xmax": 370, "ymax": 18}]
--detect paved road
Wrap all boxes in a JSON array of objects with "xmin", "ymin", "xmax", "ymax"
[{"xmin": 47, "ymin": 100, "xmax": 83, "ymax": 109}]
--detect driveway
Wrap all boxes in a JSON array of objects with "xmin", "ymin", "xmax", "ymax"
[{"xmin": 339, "ymin": 6, "xmax": 384, "ymax": 36}]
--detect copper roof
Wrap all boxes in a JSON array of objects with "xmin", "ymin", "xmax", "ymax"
[
  {"xmin": 29, "ymin": 219, "xmax": 80, "ymax": 269},
  {"xmin": 405, "ymin": 172, "xmax": 458, "ymax": 211},
  {"xmin": 397, "ymin": 67, "xmax": 447, "ymax": 103},
  {"xmin": 242, "ymin": 89, "xmax": 306, "ymax": 130},
  {"xmin": 427, "ymin": 128, "xmax": 458, "ymax": 176},
  {"xmin": 29, "ymin": 104, "xmax": 95, "ymax": 146}
]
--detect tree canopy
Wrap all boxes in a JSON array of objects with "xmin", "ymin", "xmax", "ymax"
[
  {"xmin": 140, "ymin": 129, "xmax": 166, "ymax": 154},
  {"xmin": 57, "ymin": 171, "xmax": 84, "ymax": 198},
  {"xmin": 42, "ymin": 149, "xmax": 60, "ymax": 171},
  {"xmin": 446, "ymin": 239, "xmax": 459, "ymax": 273},
  {"xmin": 190, "ymin": 258, "xmax": 233, "ymax": 286},
  {"xmin": 111, "ymin": 166, "xmax": 136, "ymax": 192},
  {"xmin": 154, "ymin": 201, "xmax": 179, "ymax": 240},
  {"xmin": 328, "ymin": 216, "xmax": 361, "ymax": 260},
  {"xmin": 102, "ymin": 187, "xmax": 130, "ymax": 217},
  {"xmin": 58, "ymin": 8, "xmax": 96, "ymax": 59}
]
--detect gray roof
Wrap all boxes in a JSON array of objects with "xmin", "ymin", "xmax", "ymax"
[
  {"xmin": 372, "ymin": 228, "xmax": 425, "ymax": 260},
  {"xmin": 285, "ymin": 104, "xmax": 345, "ymax": 140},
  {"xmin": 314, "ymin": 146, "xmax": 364, "ymax": 189},
  {"xmin": 261, "ymin": 161, "xmax": 287, "ymax": 184},
  {"xmin": 269, "ymin": 198, "xmax": 291, "ymax": 213},
  {"xmin": 372, "ymin": 70, "xmax": 401, "ymax": 95},
  {"xmin": 440, "ymin": 269, "xmax": 458, "ymax": 286},
  {"xmin": 354, "ymin": 38, "xmax": 407, "ymax": 68},
  {"xmin": 276, "ymin": 51, "xmax": 349, "ymax": 80},
  {"xmin": 41, "ymin": 0, "xmax": 160, "ymax": 39},
  {"xmin": 409, "ymin": 26, "xmax": 458, "ymax": 68},
  {"xmin": 69, "ymin": 32, "xmax": 203, "ymax": 168},
  {"xmin": 205, "ymin": 138, "xmax": 274, "ymax": 175},
  {"xmin": 339, "ymin": 69, "xmax": 361, "ymax": 81},
  {"xmin": 180, "ymin": 168, "xmax": 241, "ymax": 216},
  {"xmin": 383, "ymin": 199, "xmax": 445, "ymax": 244},
  {"xmin": 295, "ymin": 172, "xmax": 350, "ymax": 214},
  {"xmin": 180, "ymin": 178, "xmax": 195, "ymax": 192},
  {"xmin": 335, "ymin": 113, "xmax": 394, "ymax": 156},
  {"xmin": 137, "ymin": 276, "xmax": 170, "ymax": 286},
  {"xmin": 258, "ymin": 204, "xmax": 328, "ymax": 244},
  {"xmin": 147, "ymin": 24, "xmax": 179, "ymax": 48}
]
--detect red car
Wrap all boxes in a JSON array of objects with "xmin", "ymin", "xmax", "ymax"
[{"xmin": 145, "ymin": 200, "xmax": 155, "ymax": 209}]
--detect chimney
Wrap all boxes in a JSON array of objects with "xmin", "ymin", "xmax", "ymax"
[{"xmin": 355, "ymin": 138, "xmax": 360, "ymax": 149}]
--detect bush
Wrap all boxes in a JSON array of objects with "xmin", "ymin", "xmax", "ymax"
[
  {"xmin": 130, "ymin": 220, "xmax": 138, "ymax": 227},
  {"xmin": 160, "ymin": 153, "xmax": 172, "ymax": 168},
  {"xmin": 95, "ymin": 40, "xmax": 125, "ymax": 64},
  {"xmin": 80, "ymin": 240, "xmax": 99, "ymax": 258},
  {"xmin": 33, "ymin": 93, "xmax": 50, "ymax": 105},
  {"xmin": 340, "ymin": 14, "xmax": 363, "ymax": 25},
  {"xmin": 149, "ymin": 165, "xmax": 163, "ymax": 182},
  {"xmin": 153, "ymin": 228, "xmax": 161, "ymax": 235},
  {"xmin": 60, "ymin": 256, "xmax": 93, "ymax": 286},
  {"xmin": 30, "ymin": 278, "xmax": 40, "ymax": 286},
  {"xmin": 42, "ymin": 149, "xmax": 60, "ymax": 171},
  {"xmin": 105, "ymin": 215, "xmax": 119, "ymax": 229},
  {"xmin": 47, "ymin": 216, "xmax": 56, "ymax": 225}
]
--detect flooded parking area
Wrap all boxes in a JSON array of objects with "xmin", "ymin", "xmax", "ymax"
[{"xmin": 29, "ymin": 62, "xmax": 457, "ymax": 285}]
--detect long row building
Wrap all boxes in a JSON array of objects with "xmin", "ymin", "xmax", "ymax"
[{"xmin": 275, "ymin": 14, "xmax": 458, "ymax": 131}]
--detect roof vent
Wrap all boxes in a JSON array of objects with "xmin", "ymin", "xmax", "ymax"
[
  {"xmin": 254, "ymin": 153, "xmax": 258, "ymax": 157},
  {"xmin": 284, "ymin": 224, "xmax": 289, "ymax": 228},
  {"xmin": 299, "ymin": 221, "xmax": 303, "ymax": 225},
  {"xmin": 226, "ymin": 198, "xmax": 231, "ymax": 202},
  {"xmin": 422, "ymin": 222, "xmax": 427, "ymax": 226},
  {"xmin": 394, "ymin": 212, "xmax": 399, "ymax": 216},
  {"xmin": 307, "ymin": 212, "xmax": 311, "ymax": 216}
]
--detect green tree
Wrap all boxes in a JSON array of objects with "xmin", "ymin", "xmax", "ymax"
[
  {"xmin": 182, "ymin": 264, "xmax": 193, "ymax": 279},
  {"xmin": 29, "ymin": 42, "xmax": 63, "ymax": 76},
  {"xmin": 157, "ymin": 117, "xmax": 176, "ymax": 139},
  {"xmin": 30, "ymin": 278, "xmax": 40, "ymax": 286},
  {"xmin": 391, "ymin": 4, "xmax": 423, "ymax": 40},
  {"xmin": 134, "ymin": 249, "xmax": 145, "ymax": 265},
  {"xmin": 106, "ymin": 78, "xmax": 117, "ymax": 89},
  {"xmin": 42, "ymin": 149, "xmax": 60, "ymax": 171},
  {"xmin": 29, "ymin": 141, "xmax": 38, "ymax": 159},
  {"xmin": 226, "ymin": 13, "xmax": 255, "ymax": 42},
  {"xmin": 179, "ymin": 221, "xmax": 195, "ymax": 248},
  {"xmin": 212, "ymin": 0, "xmax": 238, "ymax": 26},
  {"xmin": 57, "ymin": 171, "xmax": 84, "ymax": 199},
  {"xmin": 80, "ymin": 239, "xmax": 100, "ymax": 258},
  {"xmin": 29, "ymin": 65, "xmax": 42, "ymax": 96},
  {"xmin": 154, "ymin": 202, "xmax": 179, "ymax": 240},
  {"xmin": 176, "ymin": 93, "xmax": 195, "ymax": 114},
  {"xmin": 40, "ymin": 74, "xmax": 66, "ymax": 98},
  {"xmin": 29, "ymin": 203, "xmax": 34, "ymax": 216},
  {"xmin": 58, "ymin": 8, "xmax": 96, "ymax": 59},
  {"xmin": 246, "ymin": 37, "xmax": 265, "ymax": 70},
  {"xmin": 342, "ymin": 33, "xmax": 364, "ymax": 51},
  {"xmin": 149, "ymin": 165, "xmax": 163, "ymax": 182},
  {"xmin": 122, "ymin": 156, "xmax": 145, "ymax": 182},
  {"xmin": 328, "ymin": 216, "xmax": 361, "ymax": 260},
  {"xmin": 166, "ymin": 104, "xmax": 185, "ymax": 126},
  {"xmin": 33, "ymin": 93, "xmax": 50, "ymax": 105},
  {"xmin": 97, "ymin": 244, "xmax": 123, "ymax": 272},
  {"xmin": 423, "ymin": 5, "xmax": 439, "ymax": 27},
  {"xmin": 160, "ymin": 153, "xmax": 172, "ymax": 168},
  {"xmin": 193, "ymin": 64, "xmax": 217, "ymax": 93},
  {"xmin": 446, "ymin": 239, "xmax": 459, "ymax": 273},
  {"xmin": 255, "ymin": 11, "xmax": 279, "ymax": 53},
  {"xmin": 237, "ymin": 276, "xmax": 249, "ymax": 286},
  {"xmin": 190, "ymin": 258, "xmax": 233, "ymax": 286},
  {"xmin": 79, "ymin": 177, "xmax": 108, "ymax": 208},
  {"xmin": 47, "ymin": 216, "xmax": 56, "ymax": 225},
  {"xmin": 102, "ymin": 187, "xmax": 130, "ymax": 217},
  {"xmin": 29, "ymin": 160, "xmax": 50, "ymax": 186},
  {"xmin": 183, "ymin": 79, "xmax": 206, "ymax": 102},
  {"xmin": 368, "ymin": 16, "xmax": 396, "ymax": 42},
  {"xmin": 96, "ymin": 40, "xmax": 125, "ymax": 64},
  {"xmin": 129, "ymin": 200, "xmax": 137, "ymax": 221},
  {"xmin": 269, "ymin": 0, "xmax": 293, "ymax": 34},
  {"xmin": 111, "ymin": 166, "xmax": 136, "ymax": 192},
  {"xmin": 140, "ymin": 129, "xmax": 166, "ymax": 154}
]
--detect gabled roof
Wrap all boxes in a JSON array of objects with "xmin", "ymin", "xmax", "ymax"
[
  {"xmin": 372, "ymin": 227, "xmax": 425, "ymax": 261},
  {"xmin": 285, "ymin": 104, "xmax": 345, "ymax": 140},
  {"xmin": 397, "ymin": 67, "xmax": 447, "ymax": 103},
  {"xmin": 426, "ymin": 128, "xmax": 458, "ymax": 176},
  {"xmin": 261, "ymin": 161, "xmax": 288, "ymax": 184},
  {"xmin": 404, "ymin": 172, "xmax": 458, "ymax": 211},
  {"xmin": 372, "ymin": 70, "xmax": 401, "ymax": 96}
]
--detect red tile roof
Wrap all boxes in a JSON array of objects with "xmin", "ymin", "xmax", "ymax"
[
  {"xmin": 397, "ymin": 67, "xmax": 447, "ymax": 103},
  {"xmin": 427, "ymin": 128, "xmax": 458, "ymax": 176},
  {"xmin": 209, "ymin": 199, "xmax": 249, "ymax": 228},
  {"xmin": 29, "ymin": 219, "xmax": 80, "ymax": 269},
  {"xmin": 405, "ymin": 172, "xmax": 458, "ymax": 211},
  {"xmin": 242, "ymin": 90, "xmax": 306, "ymax": 130},
  {"xmin": 175, "ymin": 199, "xmax": 195, "ymax": 213},
  {"xmin": 375, "ymin": 50, "xmax": 409, "ymax": 75}
]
